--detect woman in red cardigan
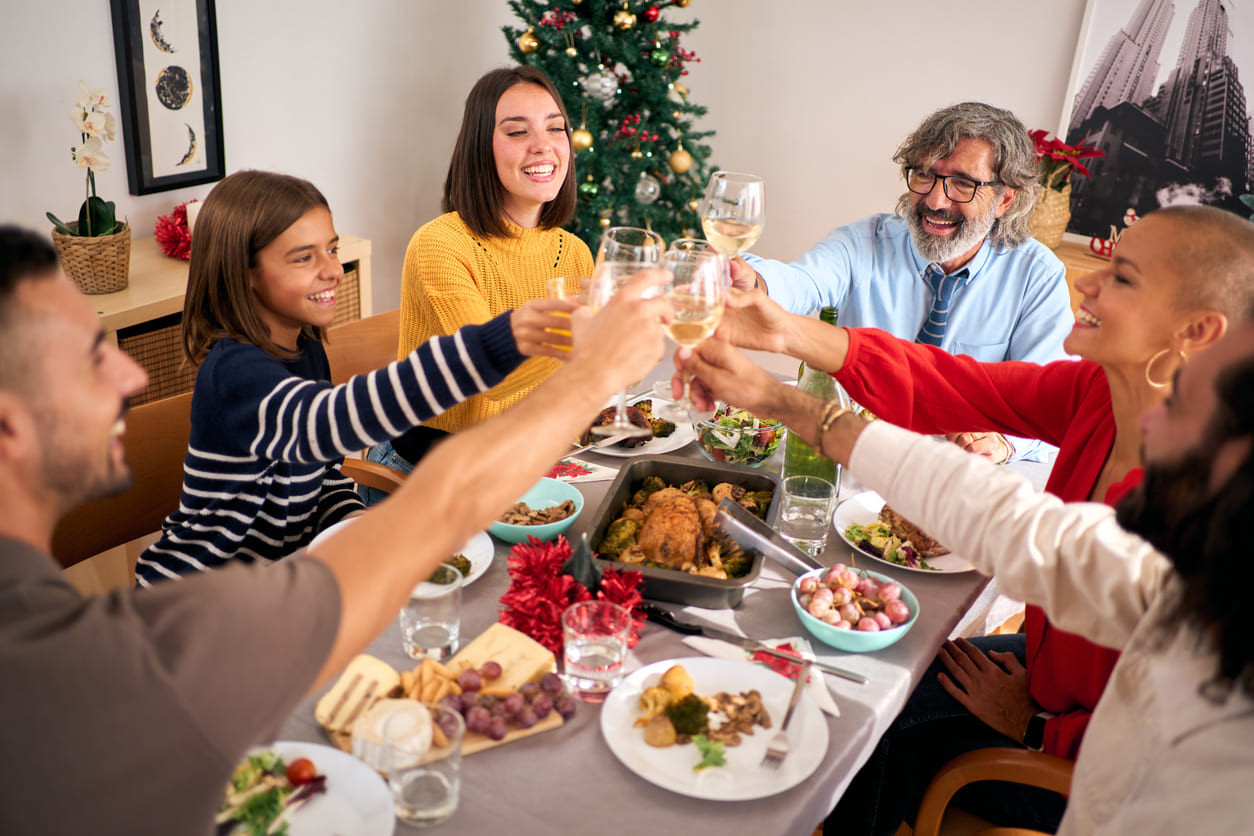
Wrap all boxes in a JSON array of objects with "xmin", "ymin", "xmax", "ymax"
[{"xmin": 684, "ymin": 204, "xmax": 1254, "ymax": 833}]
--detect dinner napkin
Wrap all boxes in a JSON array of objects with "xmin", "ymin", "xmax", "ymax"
[
  {"xmin": 546, "ymin": 457, "xmax": 619, "ymax": 483},
  {"xmin": 681, "ymin": 635, "xmax": 840, "ymax": 716}
]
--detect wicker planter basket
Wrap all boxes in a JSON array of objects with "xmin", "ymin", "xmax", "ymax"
[
  {"xmin": 51, "ymin": 223, "xmax": 131, "ymax": 294},
  {"xmin": 1030, "ymin": 184, "xmax": 1071, "ymax": 250}
]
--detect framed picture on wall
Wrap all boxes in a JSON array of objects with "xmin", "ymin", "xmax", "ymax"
[
  {"xmin": 1059, "ymin": 0, "xmax": 1253, "ymax": 240},
  {"xmin": 109, "ymin": 0, "xmax": 225, "ymax": 195}
]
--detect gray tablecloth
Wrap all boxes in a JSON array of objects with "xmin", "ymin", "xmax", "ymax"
[{"xmin": 278, "ymin": 350, "xmax": 1049, "ymax": 835}]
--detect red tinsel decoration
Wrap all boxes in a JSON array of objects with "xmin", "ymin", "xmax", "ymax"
[
  {"xmin": 499, "ymin": 536, "xmax": 645, "ymax": 655},
  {"xmin": 154, "ymin": 203, "xmax": 192, "ymax": 260}
]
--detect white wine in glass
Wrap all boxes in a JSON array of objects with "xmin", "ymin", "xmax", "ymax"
[
  {"xmin": 595, "ymin": 225, "xmax": 666, "ymax": 267},
  {"xmin": 700, "ymin": 171, "xmax": 765, "ymax": 257},
  {"xmin": 658, "ymin": 242, "xmax": 728, "ymax": 421}
]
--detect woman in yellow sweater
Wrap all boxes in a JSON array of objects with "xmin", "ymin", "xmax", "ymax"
[{"xmin": 367, "ymin": 66, "xmax": 594, "ymax": 486}]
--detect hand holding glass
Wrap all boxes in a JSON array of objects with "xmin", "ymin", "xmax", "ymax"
[{"xmin": 700, "ymin": 171, "xmax": 765, "ymax": 257}]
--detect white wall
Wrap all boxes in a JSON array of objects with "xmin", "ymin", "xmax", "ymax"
[{"xmin": 0, "ymin": 0, "xmax": 1088, "ymax": 313}]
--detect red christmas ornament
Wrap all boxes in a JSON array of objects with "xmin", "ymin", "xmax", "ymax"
[
  {"xmin": 644, "ymin": 4, "xmax": 660, "ymax": 22},
  {"xmin": 153, "ymin": 203, "xmax": 192, "ymax": 260}
]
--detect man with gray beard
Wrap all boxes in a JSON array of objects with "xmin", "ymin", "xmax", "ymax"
[{"xmin": 735, "ymin": 102, "xmax": 1072, "ymax": 463}]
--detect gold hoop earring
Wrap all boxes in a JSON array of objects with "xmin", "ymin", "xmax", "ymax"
[{"xmin": 1145, "ymin": 347, "xmax": 1188, "ymax": 389}]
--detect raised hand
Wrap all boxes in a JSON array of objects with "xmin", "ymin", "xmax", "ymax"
[
  {"xmin": 945, "ymin": 432, "xmax": 1012, "ymax": 464},
  {"xmin": 673, "ymin": 339, "xmax": 788, "ymax": 417},
  {"xmin": 728, "ymin": 257, "xmax": 763, "ymax": 292},
  {"xmin": 713, "ymin": 288, "xmax": 796, "ymax": 353}
]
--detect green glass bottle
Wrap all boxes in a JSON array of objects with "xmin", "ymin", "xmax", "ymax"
[{"xmin": 782, "ymin": 307, "xmax": 846, "ymax": 488}]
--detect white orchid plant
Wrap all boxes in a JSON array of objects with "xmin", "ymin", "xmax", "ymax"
[{"xmin": 47, "ymin": 81, "xmax": 124, "ymax": 237}]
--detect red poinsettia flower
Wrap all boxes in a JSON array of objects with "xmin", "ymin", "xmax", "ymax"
[
  {"xmin": 1029, "ymin": 129, "xmax": 1105, "ymax": 192},
  {"xmin": 153, "ymin": 202, "xmax": 191, "ymax": 260}
]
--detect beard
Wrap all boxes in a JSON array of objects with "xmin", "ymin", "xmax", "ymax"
[
  {"xmin": 898, "ymin": 192, "xmax": 999, "ymax": 265},
  {"xmin": 1115, "ymin": 441, "xmax": 1217, "ymax": 570},
  {"xmin": 32, "ymin": 405, "xmax": 134, "ymax": 510}
]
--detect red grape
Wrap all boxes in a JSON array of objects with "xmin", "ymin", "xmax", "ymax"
[
  {"xmin": 480, "ymin": 661, "xmax": 503, "ymax": 681},
  {"xmin": 459, "ymin": 669, "xmax": 482, "ymax": 692},
  {"xmin": 540, "ymin": 672, "xmax": 563, "ymax": 694}
]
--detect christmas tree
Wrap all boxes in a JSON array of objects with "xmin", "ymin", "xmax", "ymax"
[{"xmin": 503, "ymin": 0, "xmax": 715, "ymax": 250}]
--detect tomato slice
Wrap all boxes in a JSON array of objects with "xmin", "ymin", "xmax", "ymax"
[{"xmin": 285, "ymin": 757, "xmax": 317, "ymax": 786}]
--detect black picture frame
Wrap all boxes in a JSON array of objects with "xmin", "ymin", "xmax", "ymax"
[{"xmin": 109, "ymin": 0, "xmax": 224, "ymax": 195}]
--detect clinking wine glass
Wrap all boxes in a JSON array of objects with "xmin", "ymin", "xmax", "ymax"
[
  {"xmin": 587, "ymin": 227, "xmax": 666, "ymax": 439},
  {"xmin": 700, "ymin": 171, "xmax": 765, "ymax": 258},
  {"xmin": 656, "ymin": 241, "xmax": 728, "ymax": 422}
]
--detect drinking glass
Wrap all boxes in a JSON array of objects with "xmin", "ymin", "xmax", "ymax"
[
  {"xmin": 586, "ymin": 226, "xmax": 666, "ymax": 439},
  {"xmin": 656, "ymin": 240, "xmax": 728, "ymax": 422},
  {"xmin": 562, "ymin": 599, "xmax": 632, "ymax": 703},
  {"xmin": 700, "ymin": 171, "xmax": 765, "ymax": 257},
  {"xmin": 398, "ymin": 563, "xmax": 462, "ymax": 661},
  {"xmin": 386, "ymin": 704, "xmax": 464, "ymax": 827},
  {"xmin": 777, "ymin": 475, "xmax": 837, "ymax": 557}
]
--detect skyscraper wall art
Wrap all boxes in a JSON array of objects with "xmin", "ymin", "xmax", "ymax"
[{"xmin": 1060, "ymin": 0, "xmax": 1254, "ymax": 238}]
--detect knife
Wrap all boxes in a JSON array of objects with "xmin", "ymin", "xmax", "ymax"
[
  {"xmin": 569, "ymin": 433, "xmax": 633, "ymax": 455},
  {"xmin": 642, "ymin": 603, "xmax": 867, "ymax": 684}
]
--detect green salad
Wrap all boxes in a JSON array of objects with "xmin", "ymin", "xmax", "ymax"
[{"xmin": 697, "ymin": 406, "xmax": 782, "ymax": 465}]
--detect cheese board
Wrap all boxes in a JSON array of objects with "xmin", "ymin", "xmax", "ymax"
[{"xmin": 317, "ymin": 623, "xmax": 569, "ymax": 759}]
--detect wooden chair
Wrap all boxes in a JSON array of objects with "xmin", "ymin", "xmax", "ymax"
[
  {"xmin": 325, "ymin": 307, "xmax": 401, "ymax": 385},
  {"xmin": 911, "ymin": 748, "xmax": 1074, "ymax": 836}
]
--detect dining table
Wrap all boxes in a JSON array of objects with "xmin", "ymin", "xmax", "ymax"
[{"xmin": 277, "ymin": 349, "xmax": 1051, "ymax": 836}]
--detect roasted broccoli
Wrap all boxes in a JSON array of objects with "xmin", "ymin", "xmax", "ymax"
[
  {"xmin": 721, "ymin": 551, "xmax": 754, "ymax": 578},
  {"xmin": 739, "ymin": 490, "xmax": 774, "ymax": 519},
  {"xmin": 631, "ymin": 475, "xmax": 668, "ymax": 506},
  {"xmin": 598, "ymin": 518, "xmax": 641, "ymax": 560},
  {"xmin": 665, "ymin": 694, "xmax": 710, "ymax": 736},
  {"xmin": 679, "ymin": 479, "xmax": 709, "ymax": 497},
  {"xmin": 649, "ymin": 417, "xmax": 676, "ymax": 438}
]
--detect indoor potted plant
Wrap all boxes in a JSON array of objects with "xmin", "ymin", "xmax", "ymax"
[
  {"xmin": 47, "ymin": 81, "xmax": 131, "ymax": 294},
  {"xmin": 1027, "ymin": 129, "xmax": 1104, "ymax": 249}
]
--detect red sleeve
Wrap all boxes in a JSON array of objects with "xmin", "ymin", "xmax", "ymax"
[
  {"xmin": 836, "ymin": 328, "xmax": 1087, "ymax": 448},
  {"xmin": 1045, "ymin": 710, "xmax": 1092, "ymax": 759}
]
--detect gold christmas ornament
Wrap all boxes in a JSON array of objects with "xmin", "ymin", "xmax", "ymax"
[
  {"xmin": 566, "ymin": 46, "xmax": 578, "ymax": 57},
  {"xmin": 564, "ymin": 32, "xmax": 577, "ymax": 57},
  {"xmin": 518, "ymin": 26, "xmax": 539, "ymax": 53},
  {"xmin": 613, "ymin": 9, "xmax": 636, "ymax": 29},
  {"xmin": 687, "ymin": 198, "xmax": 700, "ymax": 212},
  {"xmin": 673, "ymin": 82, "xmax": 689, "ymax": 98},
  {"xmin": 571, "ymin": 128, "xmax": 594, "ymax": 151},
  {"xmin": 668, "ymin": 147, "xmax": 692, "ymax": 174},
  {"xmin": 600, "ymin": 217, "xmax": 612, "ymax": 228},
  {"xmin": 631, "ymin": 149, "xmax": 644, "ymax": 160},
  {"xmin": 674, "ymin": 0, "xmax": 691, "ymax": 6}
]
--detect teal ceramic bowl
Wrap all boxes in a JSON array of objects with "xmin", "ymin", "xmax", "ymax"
[
  {"xmin": 790, "ymin": 567, "xmax": 919, "ymax": 653},
  {"xmin": 488, "ymin": 477, "xmax": 584, "ymax": 544}
]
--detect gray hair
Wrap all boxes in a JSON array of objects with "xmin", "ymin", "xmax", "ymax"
[{"xmin": 892, "ymin": 102, "xmax": 1042, "ymax": 249}]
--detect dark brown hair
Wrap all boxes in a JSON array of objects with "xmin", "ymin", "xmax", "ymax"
[
  {"xmin": 442, "ymin": 66, "xmax": 577, "ymax": 238},
  {"xmin": 0, "ymin": 226, "xmax": 60, "ymax": 392},
  {"xmin": 182, "ymin": 170, "xmax": 331, "ymax": 365}
]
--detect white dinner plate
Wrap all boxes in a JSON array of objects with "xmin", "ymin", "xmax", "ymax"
[
  {"xmin": 311, "ymin": 521, "xmax": 493, "ymax": 587},
  {"xmin": 586, "ymin": 397, "xmax": 696, "ymax": 457},
  {"xmin": 600, "ymin": 656, "xmax": 829, "ymax": 801},
  {"xmin": 833, "ymin": 491, "xmax": 975, "ymax": 574},
  {"xmin": 252, "ymin": 741, "xmax": 394, "ymax": 836}
]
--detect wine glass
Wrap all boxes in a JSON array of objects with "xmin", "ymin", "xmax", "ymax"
[
  {"xmin": 656, "ymin": 241, "xmax": 728, "ymax": 421},
  {"xmin": 586, "ymin": 227, "xmax": 666, "ymax": 439},
  {"xmin": 700, "ymin": 171, "xmax": 765, "ymax": 258}
]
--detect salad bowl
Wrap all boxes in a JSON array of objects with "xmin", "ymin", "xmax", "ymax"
[{"xmin": 694, "ymin": 406, "xmax": 784, "ymax": 467}]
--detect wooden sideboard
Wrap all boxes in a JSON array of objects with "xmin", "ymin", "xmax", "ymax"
[
  {"xmin": 88, "ymin": 234, "xmax": 372, "ymax": 404},
  {"xmin": 1052, "ymin": 239, "xmax": 1108, "ymax": 313}
]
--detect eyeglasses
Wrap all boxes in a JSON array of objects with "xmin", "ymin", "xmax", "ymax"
[{"xmin": 904, "ymin": 168, "xmax": 1000, "ymax": 204}]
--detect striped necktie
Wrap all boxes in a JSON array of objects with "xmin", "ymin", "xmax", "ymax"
[{"xmin": 916, "ymin": 263, "xmax": 967, "ymax": 347}]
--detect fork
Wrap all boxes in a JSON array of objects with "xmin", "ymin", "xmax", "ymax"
[{"xmin": 761, "ymin": 660, "xmax": 811, "ymax": 769}]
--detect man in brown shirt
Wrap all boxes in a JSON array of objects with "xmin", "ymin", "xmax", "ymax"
[{"xmin": 0, "ymin": 226, "xmax": 671, "ymax": 835}]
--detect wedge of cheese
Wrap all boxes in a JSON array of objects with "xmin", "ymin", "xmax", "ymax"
[
  {"xmin": 315, "ymin": 654, "xmax": 400, "ymax": 734},
  {"xmin": 449, "ymin": 623, "xmax": 556, "ymax": 691}
]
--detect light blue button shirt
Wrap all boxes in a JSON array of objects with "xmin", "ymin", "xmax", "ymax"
[{"xmin": 745, "ymin": 213, "xmax": 1074, "ymax": 463}]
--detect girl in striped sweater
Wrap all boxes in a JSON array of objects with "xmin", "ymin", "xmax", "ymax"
[{"xmin": 136, "ymin": 171, "xmax": 573, "ymax": 586}]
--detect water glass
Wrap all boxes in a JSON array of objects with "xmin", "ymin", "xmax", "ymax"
[
  {"xmin": 387, "ymin": 704, "xmax": 464, "ymax": 827},
  {"xmin": 399, "ymin": 563, "xmax": 462, "ymax": 661},
  {"xmin": 561, "ymin": 600, "xmax": 631, "ymax": 703},
  {"xmin": 778, "ymin": 475, "xmax": 837, "ymax": 557}
]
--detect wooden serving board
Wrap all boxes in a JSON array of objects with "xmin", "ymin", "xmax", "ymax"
[{"xmin": 325, "ymin": 704, "xmax": 562, "ymax": 758}]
